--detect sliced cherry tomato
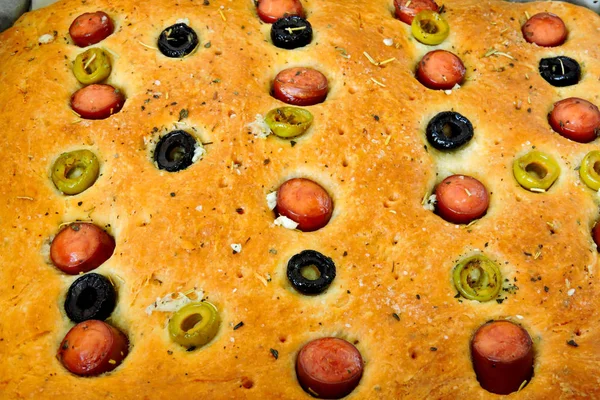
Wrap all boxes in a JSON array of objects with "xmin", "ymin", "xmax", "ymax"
[
  {"xmin": 548, "ymin": 97, "xmax": 600, "ymax": 143},
  {"xmin": 71, "ymin": 84, "xmax": 125, "ymax": 120},
  {"xmin": 50, "ymin": 222, "xmax": 115, "ymax": 275},
  {"xmin": 394, "ymin": 0, "xmax": 439, "ymax": 25},
  {"xmin": 69, "ymin": 11, "xmax": 115, "ymax": 48},
  {"xmin": 272, "ymin": 67, "xmax": 328, "ymax": 106},
  {"xmin": 57, "ymin": 320, "xmax": 129, "ymax": 376},
  {"xmin": 411, "ymin": 10, "xmax": 449, "ymax": 45},
  {"xmin": 276, "ymin": 178, "xmax": 333, "ymax": 232},
  {"xmin": 435, "ymin": 175, "xmax": 489, "ymax": 224},
  {"xmin": 522, "ymin": 12, "xmax": 567, "ymax": 47},
  {"xmin": 296, "ymin": 337, "xmax": 363, "ymax": 399},
  {"xmin": 471, "ymin": 320, "xmax": 534, "ymax": 395},
  {"xmin": 257, "ymin": 0, "xmax": 305, "ymax": 24},
  {"xmin": 416, "ymin": 50, "xmax": 465, "ymax": 90},
  {"xmin": 593, "ymin": 223, "xmax": 600, "ymax": 250}
]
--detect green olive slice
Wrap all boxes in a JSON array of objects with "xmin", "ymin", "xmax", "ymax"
[
  {"xmin": 453, "ymin": 254, "xmax": 502, "ymax": 302},
  {"xmin": 51, "ymin": 150, "xmax": 100, "ymax": 195},
  {"xmin": 513, "ymin": 150, "xmax": 560, "ymax": 192},
  {"xmin": 411, "ymin": 11, "xmax": 449, "ymax": 46},
  {"xmin": 579, "ymin": 150, "xmax": 600, "ymax": 191},
  {"xmin": 265, "ymin": 107, "xmax": 313, "ymax": 138},
  {"xmin": 73, "ymin": 48, "xmax": 112, "ymax": 85},
  {"xmin": 168, "ymin": 302, "xmax": 220, "ymax": 349}
]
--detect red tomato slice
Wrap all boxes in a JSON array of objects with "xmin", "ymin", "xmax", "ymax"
[
  {"xmin": 522, "ymin": 12, "xmax": 567, "ymax": 47},
  {"xmin": 416, "ymin": 50, "xmax": 466, "ymax": 90},
  {"xmin": 272, "ymin": 67, "xmax": 328, "ymax": 106},
  {"xmin": 394, "ymin": 0, "xmax": 439, "ymax": 25},
  {"xmin": 296, "ymin": 337, "xmax": 363, "ymax": 399},
  {"xmin": 549, "ymin": 97, "xmax": 600, "ymax": 143},
  {"xmin": 276, "ymin": 178, "xmax": 333, "ymax": 231},
  {"xmin": 57, "ymin": 320, "xmax": 129, "ymax": 376},
  {"xmin": 69, "ymin": 11, "xmax": 114, "ymax": 47},
  {"xmin": 71, "ymin": 84, "xmax": 125, "ymax": 120},
  {"xmin": 435, "ymin": 175, "xmax": 489, "ymax": 224},
  {"xmin": 257, "ymin": 0, "xmax": 305, "ymax": 24},
  {"xmin": 50, "ymin": 223, "xmax": 115, "ymax": 275},
  {"xmin": 471, "ymin": 320, "xmax": 534, "ymax": 395}
]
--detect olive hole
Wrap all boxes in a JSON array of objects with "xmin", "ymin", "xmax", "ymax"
[
  {"xmin": 76, "ymin": 287, "xmax": 97, "ymax": 310},
  {"xmin": 275, "ymin": 109, "xmax": 299, "ymax": 125},
  {"xmin": 300, "ymin": 265, "xmax": 321, "ymax": 281},
  {"xmin": 169, "ymin": 31, "xmax": 195, "ymax": 51},
  {"xmin": 84, "ymin": 64, "xmax": 96, "ymax": 74},
  {"xmin": 82, "ymin": 54, "xmax": 97, "ymax": 74},
  {"xmin": 167, "ymin": 144, "xmax": 187, "ymax": 162},
  {"xmin": 593, "ymin": 161, "xmax": 600, "ymax": 176},
  {"xmin": 66, "ymin": 164, "xmax": 85, "ymax": 179},
  {"xmin": 525, "ymin": 162, "xmax": 548, "ymax": 180},
  {"xmin": 419, "ymin": 19, "xmax": 439, "ymax": 34},
  {"xmin": 465, "ymin": 262, "xmax": 483, "ymax": 287},
  {"xmin": 441, "ymin": 122, "xmax": 460, "ymax": 139},
  {"xmin": 181, "ymin": 313, "xmax": 203, "ymax": 332}
]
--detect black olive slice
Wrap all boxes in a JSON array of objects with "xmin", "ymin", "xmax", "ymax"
[
  {"xmin": 539, "ymin": 56, "xmax": 580, "ymax": 87},
  {"xmin": 287, "ymin": 250, "xmax": 336, "ymax": 295},
  {"xmin": 426, "ymin": 111, "xmax": 474, "ymax": 151},
  {"xmin": 158, "ymin": 23, "xmax": 199, "ymax": 58},
  {"xmin": 271, "ymin": 16, "xmax": 313, "ymax": 50},
  {"xmin": 154, "ymin": 130, "xmax": 197, "ymax": 172},
  {"xmin": 64, "ymin": 273, "xmax": 116, "ymax": 323}
]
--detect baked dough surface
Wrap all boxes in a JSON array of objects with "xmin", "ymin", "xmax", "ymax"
[{"xmin": 0, "ymin": 0, "xmax": 599, "ymax": 398}]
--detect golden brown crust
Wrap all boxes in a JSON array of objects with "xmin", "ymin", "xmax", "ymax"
[{"xmin": 0, "ymin": 0, "xmax": 599, "ymax": 398}]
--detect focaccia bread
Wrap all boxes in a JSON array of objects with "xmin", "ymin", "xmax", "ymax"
[{"xmin": 0, "ymin": 0, "xmax": 599, "ymax": 398}]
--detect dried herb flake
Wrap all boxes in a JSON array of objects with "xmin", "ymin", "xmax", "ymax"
[{"xmin": 179, "ymin": 109, "xmax": 189, "ymax": 121}]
